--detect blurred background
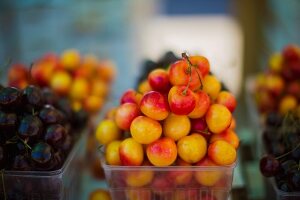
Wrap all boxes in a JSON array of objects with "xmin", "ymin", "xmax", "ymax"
[
  {"xmin": 0, "ymin": 0, "xmax": 300, "ymax": 199},
  {"xmin": 1, "ymin": 0, "xmax": 300, "ymax": 96}
]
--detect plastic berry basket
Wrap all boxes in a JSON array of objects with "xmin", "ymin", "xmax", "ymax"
[
  {"xmin": 0, "ymin": 132, "xmax": 87, "ymax": 200},
  {"xmin": 100, "ymin": 152, "xmax": 236, "ymax": 200}
]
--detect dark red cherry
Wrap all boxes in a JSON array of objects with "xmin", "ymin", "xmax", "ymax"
[
  {"xmin": 281, "ymin": 159, "xmax": 297, "ymax": 175},
  {"xmin": 278, "ymin": 181, "xmax": 293, "ymax": 192},
  {"xmin": 42, "ymin": 87, "xmax": 58, "ymax": 105},
  {"xmin": 44, "ymin": 124, "xmax": 66, "ymax": 148},
  {"xmin": 31, "ymin": 142, "xmax": 53, "ymax": 165},
  {"xmin": 52, "ymin": 151, "xmax": 65, "ymax": 170},
  {"xmin": 59, "ymin": 134, "xmax": 72, "ymax": 153},
  {"xmin": 18, "ymin": 115, "xmax": 43, "ymax": 139},
  {"xmin": 12, "ymin": 155, "xmax": 31, "ymax": 171},
  {"xmin": 0, "ymin": 111, "xmax": 18, "ymax": 139},
  {"xmin": 260, "ymin": 155, "xmax": 280, "ymax": 177},
  {"xmin": 266, "ymin": 112, "xmax": 282, "ymax": 127},
  {"xmin": 290, "ymin": 171, "xmax": 300, "ymax": 190},
  {"xmin": 291, "ymin": 147, "xmax": 300, "ymax": 160},
  {"xmin": 282, "ymin": 45, "xmax": 300, "ymax": 62},
  {"xmin": 23, "ymin": 85, "xmax": 44, "ymax": 109},
  {"xmin": 39, "ymin": 105, "xmax": 64, "ymax": 124},
  {"xmin": 0, "ymin": 87, "xmax": 22, "ymax": 110}
]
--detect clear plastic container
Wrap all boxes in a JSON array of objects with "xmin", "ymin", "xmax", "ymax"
[
  {"xmin": 265, "ymin": 178, "xmax": 300, "ymax": 200},
  {"xmin": 100, "ymin": 154, "xmax": 236, "ymax": 200},
  {"xmin": 0, "ymin": 133, "xmax": 87, "ymax": 200}
]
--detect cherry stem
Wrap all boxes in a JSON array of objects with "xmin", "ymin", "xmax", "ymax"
[
  {"xmin": 197, "ymin": 129, "xmax": 209, "ymax": 135},
  {"xmin": 276, "ymin": 142, "xmax": 300, "ymax": 160},
  {"xmin": 31, "ymin": 108, "xmax": 38, "ymax": 116},
  {"xmin": 181, "ymin": 52, "xmax": 203, "ymax": 95},
  {"xmin": 5, "ymin": 135, "xmax": 18, "ymax": 144},
  {"xmin": 194, "ymin": 69, "xmax": 203, "ymax": 91},
  {"xmin": 16, "ymin": 136, "xmax": 32, "ymax": 150}
]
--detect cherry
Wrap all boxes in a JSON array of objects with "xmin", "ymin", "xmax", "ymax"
[
  {"xmin": 136, "ymin": 52, "xmax": 187, "ymax": 92},
  {"xmin": 44, "ymin": 124, "xmax": 66, "ymax": 148},
  {"xmin": 42, "ymin": 87, "xmax": 58, "ymax": 105},
  {"xmin": 266, "ymin": 112, "xmax": 282, "ymax": 127},
  {"xmin": 259, "ymin": 154, "xmax": 280, "ymax": 177},
  {"xmin": 278, "ymin": 181, "xmax": 293, "ymax": 192},
  {"xmin": 39, "ymin": 105, "xmax": 64, "ymax": 124},
  {"xmin": 281, "ymin": 159, "xmax": 297, "ymax": 175},
  {"xmin": 31, "ymin": 142, "xmax": 53, "ymax": 165},
  {"xmin": 0, "ymin": 111, "xmax": 18, "ymax": 139},
  {"xmin": 282, "ymin": 45, "xmax": 299, "ymax": 62},
  {"xmin": 52, "ymin": 151, "xmax": 65, "ymax": 169},
  {"xmin": 291, "ymin": 147, "xmax": 300, "ymax": 160},
  {"xmin": 281, "ymin": 64, "xmax": 295, "ymax": 81},
  {"xmin": 0, "ymin": 111, "xmax": 18, "ymax": 130},
  {"xmin": 0, "ymin": 87, "xmax": 22, "ymax": 109},
  {"xmin": 12, "ymin": 155, "xmax": 31, "ymax": 171},
  {"xmin": 290, "ymin": 171, "xmax": 300, "ymax": 190},
  {"xmin": 18, "ymin": 115, "xmax": 43, "ymax": 139},
  {"xmin": 137, "ymin": 60, "xmax": 157, "ymax": 84},
  {"xmin": 22, "ymin": 85, "xmax": 44, "ymax": 110},
  {"xmin": 269, "ymin": 142, "xmax": 286, "ymax": 157},
  {"xmin": 285, "ymin": 132, "xmax": 300, "ymax": 150},
  {"xmin": 5, "ymin": 141, "xmax": 27, "ymax": 158},
  {"xmin": 59, "ymin": 134, "xmax": 72, "ymax": 153}
]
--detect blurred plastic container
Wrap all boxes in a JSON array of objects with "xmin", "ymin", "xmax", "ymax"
[
  {"xmin": 0, "ymin": 133, "xmax": 87, "ymax": 200},
  {"xmin": 264, "ymin": 178, "xmax": 300, "ymax": 200},
  {"xmin": 100, "ymin": 154, "xmax": 236, "ymax": 200}
]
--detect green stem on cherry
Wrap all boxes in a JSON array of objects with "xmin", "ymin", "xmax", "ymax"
[
  {"xmin": 5, "ymin": 135, "xmax": 18, "ymax": 144},
  {"xmin": 275, "ymin": 142, "xmax": 300, "ymax": 160},
  {"xmin": 181, "ymin": 53, "xmax": 192, "ymax": 96},
  {"xmin": 194, "ymin": 69, "xmax": 203, "ymax": 91},
  {"xmin": 31, "ymin": 108, "xmax": 38, "ymax": 116},
  {"xmin": 181, "ymin": 52, "xmax": 203, "ymax": 96},
  {"xmin": 182, "ymin": 53, "xmax": 203, "ymax": 90},
  {"xmin": 197, "ymin": 128, "xmax": 210, "ymax": 135},
  {"xmin": 16, "ymin": 136, "xmax": 32, "ymax": 150}
]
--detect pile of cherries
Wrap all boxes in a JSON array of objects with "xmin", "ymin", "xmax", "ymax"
[
  {"xmin": 260, "ymin": 112, "xmax": 300, "ymax": 192},
  {"xmin": 0, "ymin": 85, "xmax": 88, "ymax": 171},
  {"xmin": 136, "ymin": 51, "xmax": 229, "ymax": 92},
  {"xmin": 135, "ymin": 51, "xmax": 179, "ymax": 87}
]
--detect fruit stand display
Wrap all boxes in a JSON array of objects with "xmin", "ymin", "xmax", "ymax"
[
  {"xmin": 251, "ymin": 45, "xmax": 300, "ymax": 199},
  {"xmin": 7, "ymin": 49, "xmax": 116, "ymax": 115},
  {"xmin": 0, "ymin": 50, "xmax": 116, "ymax": 200},
  {"xmin": 95, "ymin": 53, "xmax": 239, "ymax": 200}
]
